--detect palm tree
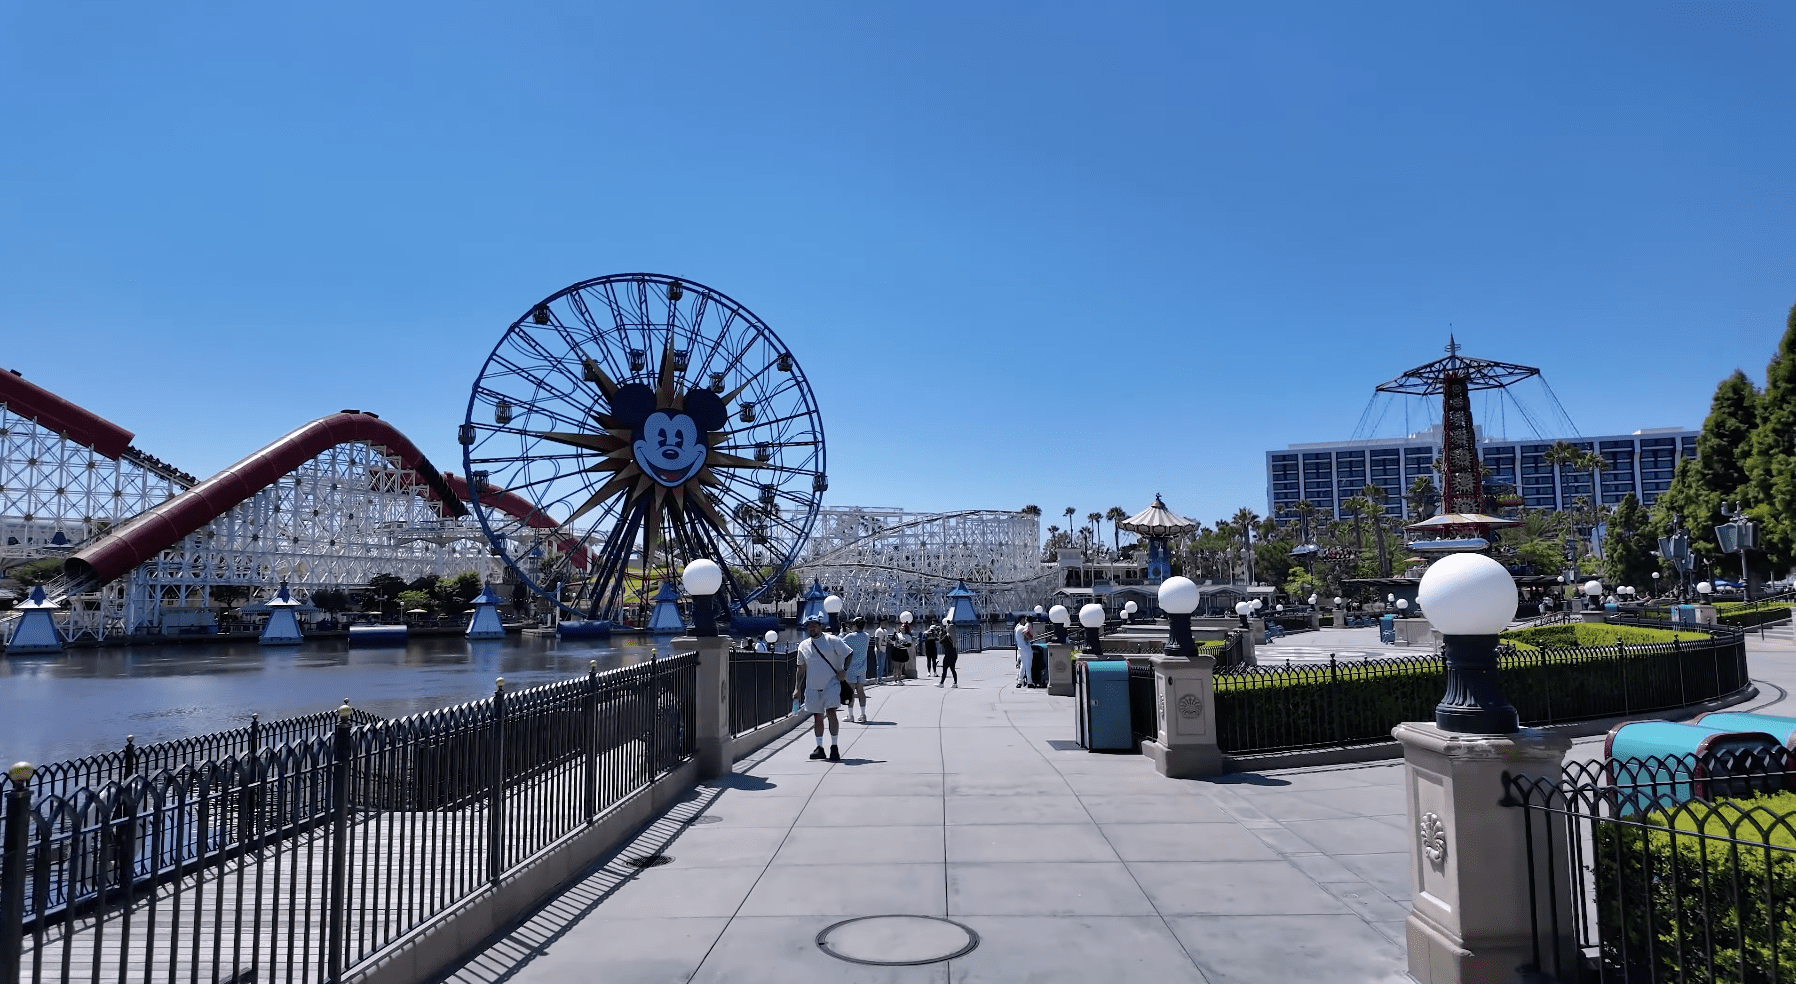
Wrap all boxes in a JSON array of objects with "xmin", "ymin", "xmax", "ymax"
[
  {"xmin": 1086, "ymin": 512, "xmax": 1103, "ymax": 552},
  {"xmin": 1362, "ymin": 482, "xmax": 1392, "ymax": 577},
  {"xmin": 1021, "ymin": 504, "xmax": 1041, "ymax": 517},
  {"xmin": 1231, "ymin": 507, "xmax": 1260, "ymax": 584},
  {"xmin": 1106, "ymin": 505, "xmax": 1127, "ymax": 551},
  {"xmin": 1406, "ymin": 476, "xmax": 1438, "ymax": 520},
  {"xmin": 1338, "ymin": 496, "xmax": 1368, "ymax": 550}
]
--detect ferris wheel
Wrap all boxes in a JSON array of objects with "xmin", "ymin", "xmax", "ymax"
[{"xmin": 461, "ymin": 273, "xmax": 826, "ymax": 621}]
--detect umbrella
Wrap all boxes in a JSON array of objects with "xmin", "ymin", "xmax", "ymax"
[{"xmin": 406, "ymin": 608, "xmax": 430, "ymax": 614}]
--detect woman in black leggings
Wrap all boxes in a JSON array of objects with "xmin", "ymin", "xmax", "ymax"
[{"xmin": 937, "ymin": 622, "xmax": 959, "ymax": 687}]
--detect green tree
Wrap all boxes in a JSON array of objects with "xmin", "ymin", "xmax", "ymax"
[
  {"xmin": 433, "ymin": 571, "xmax": 484, "ymax": 615},
  {"xmin": 7, "ymin": 558, "xmax": 62, "ymax": 586},
  {"xmin": 1106, "ymin": 505, "xmax": 1127, "ymax": 551},
  {"xmin": 1652, "ymin": 369, "xmax": 1759, "ymax": 560},
  {"xmin": 1406, "ymin": 477, "xmax": 1438, "ymax": 520},
  {"xmin": 1602, "ymin": 494, "xmax": 1657, "ymax": 589},
  {"xmin": 397, "ymin": 589, "xmax": 431, "ymax": 613},
  {"xmin": 1748, "ymin": 300, "xmax": 1796, "ymax": 571},
  {"xmin": 1361, "ymin": 483, "xmax": 1393, "ymax": 577}
]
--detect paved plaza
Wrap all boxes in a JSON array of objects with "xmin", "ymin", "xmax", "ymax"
[{"xmin": 436, "ymin": 628, "xmax": 1796, "ymax": 984}]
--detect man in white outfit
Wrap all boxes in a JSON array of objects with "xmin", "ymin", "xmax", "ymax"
[
  {"xmin": 793, "ymin": 614, "xmax": 854, "ymax": 761},
  {"xmin": 1014, "ymin": 617, "xmax": 1035, "ymax": 687}
]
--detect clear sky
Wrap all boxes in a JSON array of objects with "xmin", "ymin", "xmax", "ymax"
[{"xmin": 4, "ymin": 1, "xmax": 1793, "ymax": 535}]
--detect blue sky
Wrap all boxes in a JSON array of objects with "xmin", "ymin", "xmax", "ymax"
[{"xmin": 3, "ymin": 1, "xmax": 1793, "ymax": 535}]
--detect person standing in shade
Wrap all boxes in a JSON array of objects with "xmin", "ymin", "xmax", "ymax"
[
  {"xmin": 1014, "ymin": 616, "xmax": 1035, "ymax": 687},
  {"xmin": 937, "ymin": 620, "xmax": 960, "ymax": 688},
  {"xmin": 890, "ymin": 618, "xmax": 916, "ymax": 684},
  {"xmin": 842, "ymin": 616, "xmax": 871, "ymax": 722},
  {"xmin": 793, "ymin": 614, "xmax": 853, "ymax": 760}
]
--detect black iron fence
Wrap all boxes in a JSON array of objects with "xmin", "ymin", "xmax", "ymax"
[
  {"xmin": 0, "ymin": 653, "xmax": 697, "ymax": 984},
  {"xmin": 1213, "ymin": 631, "xmax": 1749, "ymax": 755},
  {"xmin": 729, "ymin": 649, "xmax": 797, "ymax": 737},
  {"xmin": 1504, "ymin": 751, "xmax": 1796, "ymax": 983}
]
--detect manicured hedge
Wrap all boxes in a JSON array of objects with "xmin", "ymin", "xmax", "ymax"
[
  {"xmin": 1500, "ymin": 623, "xmax": 1710, "ymax": 650},
  {"xmin": 1597, "ymin": 793, "xmax": 1796, "ymax": 982}
]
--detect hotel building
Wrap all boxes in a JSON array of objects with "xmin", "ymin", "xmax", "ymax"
[{"xmin": 1266, "ymin": 426, "xmax": 1698, "ymax": 523}]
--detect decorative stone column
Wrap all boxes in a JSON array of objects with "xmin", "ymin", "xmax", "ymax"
[
  {"xmin": 1141, "ymin": 654, "xmax": 1222, "ymax": 778},
  {"xmin": 1046, "ymin": 642, "xmax": 1076, "ymax": 696},
  {"xmin": 1394, "ymin": 723, "xmax": 1573, "ymax": 984},
  {"xmin": 675, "ymin": 635, "xmax": 732, "ymax": 780}
]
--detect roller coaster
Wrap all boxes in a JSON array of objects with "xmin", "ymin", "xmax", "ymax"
[
  {"xmin": 0, "ymin": 367, "xmax": 509, "ymax": 641},
  {"xmin": 792, "ymin": 506, "xmax": 1052, "ymax": 618}
]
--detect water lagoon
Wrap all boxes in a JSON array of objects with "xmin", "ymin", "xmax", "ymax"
[{"xmin": 0, "ymin": 631, "xmax": 789, "ymax": 766}]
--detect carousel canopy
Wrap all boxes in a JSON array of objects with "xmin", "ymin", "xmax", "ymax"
[
  {"xmin": 1406, "ymin": 513, "xmax": 1522, "ymax": 531},
  {"xmin": 1119, "ymin": 494, "xmax": 1198, "ymax": 538}
]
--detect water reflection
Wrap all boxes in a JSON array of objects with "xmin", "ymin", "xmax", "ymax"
[{"xmin": 0, "ymin": 631, "xmax": 775, "ymax": 767}]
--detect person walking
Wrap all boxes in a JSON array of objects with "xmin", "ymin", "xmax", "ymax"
[
  {"xmin": 938, "ymin": 619, "xmax": 960, "ymax": 687},
  {"xmin": 922, "ymin": 622, "xmax": 939, "ymax": 676},
  {"xmin": 842, "ymin": 616, "xmax": 871, "ymax": 721},
  {"xmin": 1014, "ymin": 616, "xmax": 1035, "ymax": 687},
  {"xmin": 793, "ymin": 614, "xmax": 854, "ymax": 761}
]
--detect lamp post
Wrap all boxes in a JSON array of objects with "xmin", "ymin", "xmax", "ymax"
[
  {"xmin": 1716, "ymin": 502, "xmax": 1757, "ymax": 601},
  {"xmin": 1159, "ymin": 576, "xmax": 1198, "ymax": 657},
  {"xmin": 824, "ymin": 593, "xmax": 843, "ymax": 633},
  {"xmin": 681, "ymin": 559, "xmax": 722, "ymax": 638},
  {"xmin": 1078, "ymin": 603, "xmax": 1106, "ymax": 655},
  {"xmin": 763, "ymin": 629, "xmax": 779, "ymax": 652},
  {"xmin": 1396, "ymin": 599, "xmax": 1410, "ymax": 617},
  {"xmin": 1418, "ymin": 552, "xmax": 1520, "ymax": 733},
  {"xmin": 1123, "ymin": 600, "xmax": 1138, "ymax": 622},
  {"xmin": 1697, "ymin": 581, "xmax": 1713, "ymax": 607},
  {"xmin": 1234, "ymin": 600, "xmax": 1251, "ymax": 629},
  {"xmin": 1583, "ymin": 579, "xmax": 1603, "ymax": 613},
  {"xmin": 1048, "ymin": 604, "xmax": 1070, "ymax": 644}
]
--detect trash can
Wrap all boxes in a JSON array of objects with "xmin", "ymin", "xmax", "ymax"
[
  {"xmin": 1075, "ymin": 658, "xmax": 1133, "ymax": 751},
  {"xmin": 1692, "ymin": 711, "xmax": 1796, "ymax": 748},
  {"xmin": 1674, "ymin": 604, "xmax": 1698, "ymax": 627},
  {"xmin": 1604, "ymin": 720, "xmax": 1785, "ymax": 813},
  {"xmin": 1378, "ymin": 615, "xmax": 1395, "ymax": 644},
  {"xmin": 1030, "ymin": 642, "xmax": 1048, "ymax": 687}
]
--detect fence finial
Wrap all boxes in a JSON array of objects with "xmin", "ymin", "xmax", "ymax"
[
  {"xmin": 337, "ymin": 699, "xmax": 353, "ymax": 720},
  {"xmin": 495, "ymin": 677, "xmax": 506, "ymax": 691},
  {"xmin": 6, "ymin": 761, "xmax": 33, "ymax": 783}
]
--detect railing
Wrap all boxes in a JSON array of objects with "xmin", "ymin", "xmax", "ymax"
[
  {"xmin": 1213, "ymin": 631, "xmax": 1749, "ymax": 755},
  {"xmin": 1505, "ymin": 751, "xmax": 1796, "ymax": 983},
  {"xmin": 23, "ymin": 707, "xmax": 386, "ymax": 801},
  {"xmin": 729, "ymin": 649, "xmax": 797, "ymax": 737},
  {"xmin": 0, "ymin": 653, "xmax": 698, "ymax": 984}
]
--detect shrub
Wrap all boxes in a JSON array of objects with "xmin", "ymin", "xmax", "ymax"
[
  {"xmin": 1501, "ymin": 623, "xmax": 1709, "ymax": 651},
  {"xmin": 1597, "ymin": 794, "xmax": 1796, "ymax": 982}
]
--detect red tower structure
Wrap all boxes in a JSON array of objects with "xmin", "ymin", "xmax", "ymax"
[{"xmin": 1375, "ymin": 336, "xmax": 1543, "ymax": 519}]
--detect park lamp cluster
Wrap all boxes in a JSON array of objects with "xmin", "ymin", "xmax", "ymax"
[
  {"xmin": 1416, "ymin": 552, "xmax": 1521, "ymax": 734},
  {"xmin": 1048, "ymin": 604, "xmax": 1070, "ymax": 644}
]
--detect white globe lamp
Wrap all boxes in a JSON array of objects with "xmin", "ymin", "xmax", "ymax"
[
  {"xmin": 1123, "ymin": 601, "xmax": 1138, "ymax": 617},
  {"xmin": 1077, "ymin": 602, "xmax": 1107, "ymax": 654},
  {"xmin": 823, "ymin": 593, "xmax": 844, "ymax": 631},
  {"xmin": 1159, "ymin": 576, "xmax": 1200, "ymax": 657},
  {"xmin": 1417, "ymin": 552, "xmax": 1520, "ymax": 734},
  {"xmin": 1048, "ymin": 603, "xmax": 1071, "ymax": 643},
  {"xmin": 900, "ymin": 610, "xmax": 914, "ymax": 625},
  {"xmin": 681, "ymin": 559, "xmax": 723, "ymax": 636},
  {"xmin": 763, "ymin": 629, "xmax": 779, "ymax": 647}
]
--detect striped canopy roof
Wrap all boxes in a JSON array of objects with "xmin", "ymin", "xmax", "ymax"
[{"xmin": 1119, "ymin": 494, "xmax": 1198, "ymax": 537}]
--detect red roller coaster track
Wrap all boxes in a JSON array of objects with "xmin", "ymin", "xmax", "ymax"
[{"xmin": 64, "ymin": 411, "xmax": 466, "ymax": 588}]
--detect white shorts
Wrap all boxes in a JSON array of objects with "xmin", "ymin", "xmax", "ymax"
[{"xmin": 803, "ymin": 686, "xmax": 841, "ymax": 714}]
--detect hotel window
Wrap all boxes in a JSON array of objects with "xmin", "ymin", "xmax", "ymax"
[
  {"xmin": 1639, "ymin": 438, "xmax": 1676, "ymax": 504},
  {"xmin": 1369, "ymin": 449, "xmax": 1403, "ymax": 515},
  {"xmin": 1520, "ymin": 444, "xmax": 1557, "ymax": 510},
  {"xmin": 1599, "ymin": 440, "xmax": 1636, "ymax": 504},
  {"xmin": 1334, "ymin": 450, "xmax": 1367, "ymax": 515},
  {"xmin": 1681, "ymin": 436, "xmax": 1698, "ymax": 459},
  {"xmin": 1481, "ymin": 445, "xmax": 1518, "ymax": 493},
  {"xmin": 1557, "ymin": 441, "xmax": 1595, "ymax": 505},
  {"xmin": 1301, "ymin": 453, "xmax": 1335, "ymax": 511}
]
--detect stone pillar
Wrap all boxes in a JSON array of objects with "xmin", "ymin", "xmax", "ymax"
[
  {"xmin": 1309, "ymin": 610, "xmax": 1320, "ymax": 631},
  {"xmin": 1394, "ymin": 723, "xmax": 1573, "ymax": 984},
  {"xmin": 1141, "ymin": 654, "xmax": 1222, "ymax": 778},
  {"xmin": 1046, "ymin": 642, "xmax": 1076, "ymax": 696},
  {"xmin": 676, "ymin": 635, "xmax": 731, "ymax": 780}
]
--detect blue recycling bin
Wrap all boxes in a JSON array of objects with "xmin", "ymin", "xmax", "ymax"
[
  {"xmin": 1674, "ymin": 604, "xmax": 1698, "ymax": 627},
  {"xmin": 1075, "ymin": 658, "xmax": 1133, "ymax": 751},
  {"xmin": 1693, "ymin": 711, "xmax": 1796, "ymax": 748},
  {"xmin": 1604, "ymin": 720, "xmax": 1785, "ymax": 813},
  {"xmin": 1378, "ymin": 615, "xmax": 1396, "ymax": 644}
]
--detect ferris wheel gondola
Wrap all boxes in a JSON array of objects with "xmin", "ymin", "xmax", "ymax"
[{"xmin": 461, "ymin": 273, "xmax": 825, "ymax": 621}]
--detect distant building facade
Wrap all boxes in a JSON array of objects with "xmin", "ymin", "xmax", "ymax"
[{"xmin": 1266, "ymin": 425, "xmax": 1698, "ymax": 523}]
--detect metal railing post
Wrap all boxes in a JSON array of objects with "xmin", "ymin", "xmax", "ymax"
[
  {"xmin": 488, "ymin": 678, "xmax": 507, "ymax": 884},
  {"xmin": 1, "ymin": 764, "xmax": 34, "ymax": 984},
  {"xmin": 326, "ymin": 703, "xmax": 353, "ymax": 984},
  {"xmin": 1328, "ymin": 655, "xmax": 1342, "ymax": 746},
  {"xmin": 584, "ymin": 662, "xmax": 598, "ymax": 823}
]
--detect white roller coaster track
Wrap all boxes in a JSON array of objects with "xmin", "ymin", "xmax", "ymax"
[{"xmin": 792, "ymin": 506, "xmax": 1049, "ymax": 619}]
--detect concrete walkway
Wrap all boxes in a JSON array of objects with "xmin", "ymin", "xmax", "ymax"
[{"xmin": 439, "ymin": 651, "xmax": 1416, "ymax": 984}]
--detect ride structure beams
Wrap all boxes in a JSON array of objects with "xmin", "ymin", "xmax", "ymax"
[{"xmin": 794, "ymin": 507, "xmax": 1050, "ymax": 619}]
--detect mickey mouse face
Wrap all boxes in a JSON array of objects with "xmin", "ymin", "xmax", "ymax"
[
  {"xmin": 608, "ymin": 382, "xmax": 729, "ymax": 490},
  {"xmin": 634, "ymin": 411, "xmax": 707, "ymax": 487}
]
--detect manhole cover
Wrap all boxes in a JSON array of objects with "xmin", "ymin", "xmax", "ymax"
[
  {"xmin": 690, "ymin": 815, "xmax": 722, "ymax": 825},
  {"xmin": 621, "ymin": 855, "xmax": 673, "ymax": 868},
  {"xmin": 816, "ymin": 915, "xmax": 979, "ymax": 966}
]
